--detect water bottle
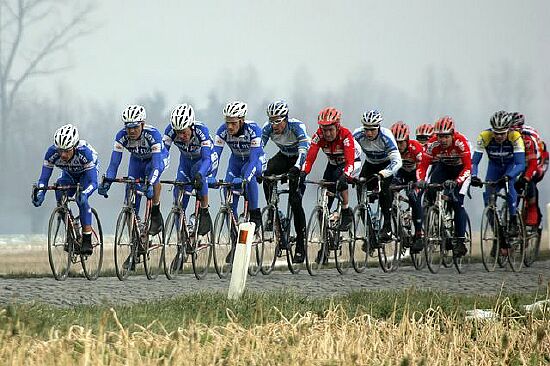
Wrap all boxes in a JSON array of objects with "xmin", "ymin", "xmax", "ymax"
[
  {"xmin": 329, "ymin": 211, "xmax": 340, "ymax": 224},
  {"xmin": 73, "ymin": 216, "xmax": 81, "ymax": 239},
  {"xmin": 188, "ymin": 213, "xmax": 196, "ymax": 231}
]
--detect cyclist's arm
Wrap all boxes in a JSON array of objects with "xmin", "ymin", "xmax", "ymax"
[
  {"xmin": 261, "ymin": 121, "xmax": 271, "ymax": 148},
  {"xmin": 342, "ymin": 134, "xmax": 357, "ymax": 178},
  {"xmin": 243, "ymin": 131, "xmax": 263, "ymax": 181},
  {"xmin": 105, "ymin": 134, "xmax": 125, "ymax": 179},
  {"xmin": 212, "ymin": 126, "xmax": 226, "ymax": 172},
  {"xmin": 378, "ymin": 131, "xmax": 402, "ymax": 178},
  {"xmin": 417, "ymin": 148, "xmax": 434, "ymax": 181},
  {"xmin": 506, "ymin": 132, "xmax": 525, "ymax": 178},
  {"xmin": 302, "ymin": 132, "xmax": 321, "ymax": 174},
  {"xmin": 294, "ymin": 122, "xmax": 310, "ymax": 169},
  {"xmin": 471, "ymin": 132, "xmax": 486, "ymax": 177},
  {"xmin": 456, "ymin": 137, "xmax": 472, "ymax": 185},
  {"xmin": 524, "ymin": 138, "xmax": 538, "ymax": 180},
  {"xmin": 38, "ymin": 153, "xmax": 55, "ymax": 187},
  {"xmin": 162, "ymin": 125, "xmax": 173, "ymax": 152}
]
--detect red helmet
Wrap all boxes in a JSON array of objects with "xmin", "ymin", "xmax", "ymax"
[
  {"xmin": 415, "ymin": 123, "xmax": 434, "ymax": 137},
  {"xmin": 390, "ymin": 121, "xmax": 410, "ymax": 141},
  {"xmin": 318, "ymin": 107, "xmax": 342, "ymax": 126},
  {"xmin": 433, "ymin": 116, "xmax": 455, "ymax": 134}
]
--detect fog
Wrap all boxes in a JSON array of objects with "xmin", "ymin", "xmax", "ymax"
[{"xmin": 1, "ymin": 0, "xmax": 549, "ymax": 234}]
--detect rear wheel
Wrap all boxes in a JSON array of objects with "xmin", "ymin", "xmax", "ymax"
[
  {"xmin": 81, "ymin": 208, "xmax": 104, "ymax": 280},
  {"xmin": 454, "ymin": 214, "xmax": 472, "ymax": 273},
  {"xmin": 335, "ymin": 213, "xmax": 354, "ymax": 274},
  {"xmin": 163, "ymin": 210, "xmax": 186, "ymax": 280},
  {"xmin": 191, "ymin": 211, "xmax": 212, "ymax": 280},
  {"xmin": 424, "ymin": 207, "xmax": 443, "ymax": 274},
  {"xmin": 48, "ymin": 207, "xmax": 71, "ymax": 281},
  {"xmin": 260, "ymin": 206, "xmax": 278, "ymax": 275},
  {"xmin": 305, "ymin": 207, "xmax": 327, "ymax": 276},
  {"xmin": 114, "ymin": 209, "xmax": 134, "ymax": 281},
  {"xmin": 213, "ymin": 210, "xmax": 233, "ymax": 279},
  {"xmin": 523, "ymin": 226, "xmax": 541, "ymax": 267}
]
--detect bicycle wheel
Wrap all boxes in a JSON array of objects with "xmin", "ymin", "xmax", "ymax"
[
  {"xmin": 378, "ymin": 213, "xmax": 400, "ymax": 273},
  {"xmin": 260, "ymin": 205, "xmax": 278, "ymax": 275},
  {"xmin": 305, "ymin": 207, "xmax": 327, "ymax": 276},
  {"xmin": 163, "ymin": 209, "xmax": 186, "ymax": 280},
  {"xmin": 284, "ymin": 209, "xmax": 302, "ymax": 274},
  {"xmin": 144, "ymin": 219, "xmax": 164, "ymax": 280},
  {"xmin": 48, "ymin": 207, "xmax": 72, "ymax": 281},
  {"xmin": 81, "ymin": 208, "xmax": 104, "ymax": 280},
  {"xmin": 508, "ymin": 214, "xmax": 525, "ymax": 272},
  {"xmin": 191, "ymin": 211, "xmax": 212, "ymax": 280},
  {"xmin": 114, "ymin": 209, "xmax": 134, "ymax": 281},
  {"xmin": 480, "ymin": 206, "xmax": 499, "ymax": 272},
  {"xmin": 454, "ymin": 214, "xmax": 472, "ymax": 273},
  {"xmin": 248, "ymin": 219, "xmax": 264, "ymax": 276},
  {"xmin": 352, "ymin": 205, "xmax": 369, "ymax": 273},
  {"xmin": 213, "ymin": 209, "xmax": 233, "ymax": 279},
  {"xmin": 335, "ymin": 213, "xmax": 354, "ymax": 274},
  {"xmin": 424, "ymin": 207, "xmax": 443, "ymax": 274},
  {"xmin": 523, "ymin": 226, "xmax": 541, "ymax": 267}
]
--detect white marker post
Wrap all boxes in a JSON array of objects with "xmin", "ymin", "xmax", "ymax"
[{"xmin": 228, "ymin": 222, "xmax": 255, "ymax": 300}]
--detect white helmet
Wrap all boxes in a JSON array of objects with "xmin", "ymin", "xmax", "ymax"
[
  {"xmin": 266, "ymin": 100, "xmax": 289, "ymax": 118},
  {"xmin": 361, "ymin": 109, "xmax": 383, "ymax": 128},
  {"xmin": 170, "ymin": 104, "xmax": 195, "ymax": 130},
  {"xmin": 122, "ymin": 104, "xmax": 146, "ymax": 125},
  {"xmin": 223, "ymin": 101, "xmax": 247, "ymax": 118},
  {"xmin": 54, "ymin": 124, "xmax": 79, "ymax": 150}
]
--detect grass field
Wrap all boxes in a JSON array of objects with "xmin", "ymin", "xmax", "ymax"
[{"xmin": 1, "ymin": 289, "xmax": 549, "ymax": 365}]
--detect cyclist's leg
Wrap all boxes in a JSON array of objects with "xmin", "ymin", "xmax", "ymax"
[
  {"xmin": 175, "ymin": 158, "xmax": 194, "ymax": 210},
  {"xmin": 241, "ymin": 157, "xmax": 264, "ymax": 229},
  {"xmin": 323, "ymin": 163, "xmax": 340, "ymax": 210},
  {"xmin": 127, "ymin": 155, "xmax": 146, "ymax": 215},
  {"xmin": 525, "ymin": 179, "xmax": 540, "ymax": 226},
  {"xmin": 226, "ymin": 156, "xmax": 243, "ymax": 216},
  {"xmin": 190, "ymin": 159, "xmax": 212, "ymax": 235},
  {"xmin": 77, "ymin": 169, "xmax": 98, "ymax": 253},
  {"xmin": 400, "ymin": 170, "xmax": 423, "ymax": 233},
  {"xmin": 55, "ymin": 172, "xmax": 76, "ymax": 203},
  {"xmin": 262, "ymin": 152, "xmax": 289, "ymax": 203}
]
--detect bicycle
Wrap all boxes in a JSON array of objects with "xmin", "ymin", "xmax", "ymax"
[
  {"xmin": 32, "ymin": 183, "xmax": 103, "ymax": 281},
  {"xmin": 160, "ymin": 180, "xmax": 212, "ymax": 280},
  {"xmin": 304, "ymin": 180, "xmax": 354, "ymax": 276},
  {"xmin": 104, "ymin": 177, "xmax": 164, "ymax": 281},
  {"xmin": 390, "ymin": 182, "xmax": 425, "ymax": 270},
  {"xmin": 477, "ymin": 178, "xmax": 525, "ymax": 272},
  {"xmin": 423, "ymin": 182, "xmax": 472, "ymax": 274},
  {"xmin": 210, "ymin": 180, "xmax": 264, "ymax": 279},
  {"xmin": 353, "ymin": 176, "xmax": 399, "ymax": 273},
  {"xmin": 261, "ymin": 174, "xmax": 301, "ymax": 274}
]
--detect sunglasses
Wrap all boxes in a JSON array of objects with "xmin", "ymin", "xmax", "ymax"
[
  {"xmin": 269, "ymin": 116, "xmax": 286, "ymax": 125},
  {"xmin": 493, "ymin": 130, "xmax": 508, "ymax": 136},
  {"xmin": 437, "ymin": 133, "xmax": 452, "ymax": 138}
]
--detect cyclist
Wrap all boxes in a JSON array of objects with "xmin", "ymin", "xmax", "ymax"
[
  {"xmin": 32, "ymin": 124, "xmax": 99, "ymax": 255},
  {"xmin": 261, "ymin": 100, "xmax": 310, "ymax": 263},
  {"xmin": 470, "ymin": 111, "xmax": 525, "ymax": 237},
  {"xmin": 98, "ymin": 105, "xmax": 169, "ymax": 235},
  {"xmin": 163, "ymin": 104, "xmax": 215, "ymax": 235},
  {"xmin": 509, "ymin": 112, "xmax": 548, "ymax": 227},
  {"xmin": 390, "ymin": 121, "xmax": 425, "ymax": 251},
  {"xmin": 213, "ymin": 101, "xmax": 265, "ymax": 231},
  {"xmin": 415, "ymin": 123, "xmax": 434, "ymax": 148},
  {"xmin": 353, "ymin": 110, "xmax": 402, "ymax": 242},
  {"xmin": 417, "ymin": 116, "xmax": 472, "ymax": 257},
  {"xmin": 301, "ymin": 107, "xmax": 362, "ymax": 231}
]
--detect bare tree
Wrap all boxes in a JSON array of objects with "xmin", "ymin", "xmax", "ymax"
[{"xmin": 0, "ymin": 0, "xmax": 94, "ymax": 163}]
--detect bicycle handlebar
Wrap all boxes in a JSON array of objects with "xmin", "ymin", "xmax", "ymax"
[
  {"xmin": 304, "ymin": 179, "xmax": 335, "ymax": 187},
  {"xmin": 160, "ymin": 180, "xmax": 193, "ymax": 187},
  {"xmin": 103, "ymin": 176, "xmax": 149, "ymax": 185},
  {"xmin": 262, "ymin": 173, "xmax": 289, "ymax": 182}
]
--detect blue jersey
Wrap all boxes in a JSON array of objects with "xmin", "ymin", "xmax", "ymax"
[
  {"xmin": 105, "ymin": 124, "xmax": 168, "ymax": 185},
  {"xmin": 261, "ymin": 118, "xmax": 310, "ymax": 168},
  {"xmin": 38, "ymin": 140, "xmax": 99, "ymax": 192},
  {"xmin": 353, "ymin": 126, "xmax": 402, "ymax": 176},
  {"xmin": 472, "ymin": 129, "xmax": 525, "ymax": 177},
  {"xmin": 163, "ymin": 121, "xmax": 214, "ymax": 177},
  {"xmin": 213, "ymin": 120, "xmax": 265, "ymax": 179}
]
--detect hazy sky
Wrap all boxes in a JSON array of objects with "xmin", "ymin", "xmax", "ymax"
[{"xmin": 31, "ymin": 0, "xmax": 549, "ymax": 116}]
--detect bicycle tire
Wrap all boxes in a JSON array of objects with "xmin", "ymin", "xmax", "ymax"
[
  {"xmin": 48, "ymin": 207, "xmax": 72, "ymax": 281},
  {"xmin": 284, "ymin": 208, "xmax": 302, "ymax": 274},
  {"xmin": 248, "ymin": 218, "xmax": 264, "ymax": 277},
  {"xmin": 163, "ymin": 209, "xmax": 186, "ymax": 280},
  {"xmin": 81, "ymin": 208, "xmax": 104, "ymax": 280},
  {"xmin": 335, "ymin": 212, "xmax": 354, "ymax": 274},
  {"xmin": 352, "ymin": 205, "xmax": 369, "ymax": 273},
  {"xmin": 114, "ymin": 209, "xmax": 134, "ymax": 281},
  {"xmin": 523, "ymin": 226, "xmax": 541, "ymax": 267},
  {"xmin": 480, "ymin": 206, "xmax": 499, "ymax": 272},
  {"xmin": 424, "ymin": 206, "xmax": 443, "ymax": 274},
  {"xmin": 144, "ymin": 220, "xmax": 164, "ymax": 280},
  {"xmin": 305, "ymin": 207, "xmax": 327, "ymax": 276},
  {"xmin": 454, "ymin": 214, "xmax": 472, "ymax": 273},
  {"xmin": 378, "ymin": 213, "xmax": 400, "ymax": 273},
  {"xmin": 212, "ymin": 209, "xmax": 233, "ymax": 279},
  {"xmin": 507, "ymin": 214, "xmax": 525, "ymax": 272},
  {"xmin": 260, "ymin": 205, "xmax": 278, "ymax": 275},
  {"xmin": 191, "ymin": 210, "xmax": 212, "ymax": 280}
]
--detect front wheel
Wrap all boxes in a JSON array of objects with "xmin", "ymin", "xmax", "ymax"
[
  {"xmin": 305, "ymin": 207, "xmax": 327, "ymax": 276},
  {"xmin": 212, "ymin": 210, "xmax": 233, "ymax": 279},
  {"xmin": 378, "ymin": 213, "xmax": 400, "ymax": 273},
  {"xmin": 114, "ymin": 209, "xmax": 135, "ymax": 281},
  {"xmin": 248, "ymin": 219, "xmax": 264, "ymax": 277},
  {"xmin": 424, "ymin": 207, "xmax": 443, "ymax": 274},
  {"xmin": 163, "ymin": 210, "xmax": 186, "ymax": 280},
  {"xmin": 453, "ymin": 214, "xmax": 472, "ymax": 273},
  {"xmin": 507, "ymin": 214, "xmax": 525, "ymax": 272},
  {"xmin": 480, "ymin": 207, "xmax": 499, "ymax": 272},
  {"xmin": 335, "ymin": 212, "xmax": 354, "ymax": 275},
  {"xmin": 191, "ymin": 210, "xmax": 212, "ymax": 280},
  {"xmin": 48, "ymin": 207, "xmax": 71, "ymax": 281},
  {"xmin": 260, "ymin": 206, "xmax": 278, "ymax": 275},
  {"xmin": 81, "ymin": 208, "xmax": 104, "ymax": 280}
]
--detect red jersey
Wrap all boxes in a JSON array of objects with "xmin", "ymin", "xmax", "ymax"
[
  {"xmin": 521, "ymin": 132, "xmax": 538, "ymax": 180},
  {"xmin": 418, "ymin": 131, "xmax": 472, "ymax": 184},
  {"xmin": 303, "ymin": 126, "xmax": 358, "ymax": 177},
  {"xmin": 399, "ymin": 139, "xmax": 424, "ymax": 175}
]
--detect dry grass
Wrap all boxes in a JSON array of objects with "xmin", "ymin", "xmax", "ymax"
[{"xmin": 1, "ymin": 301, "xmax": 549, "ymax": 365}]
